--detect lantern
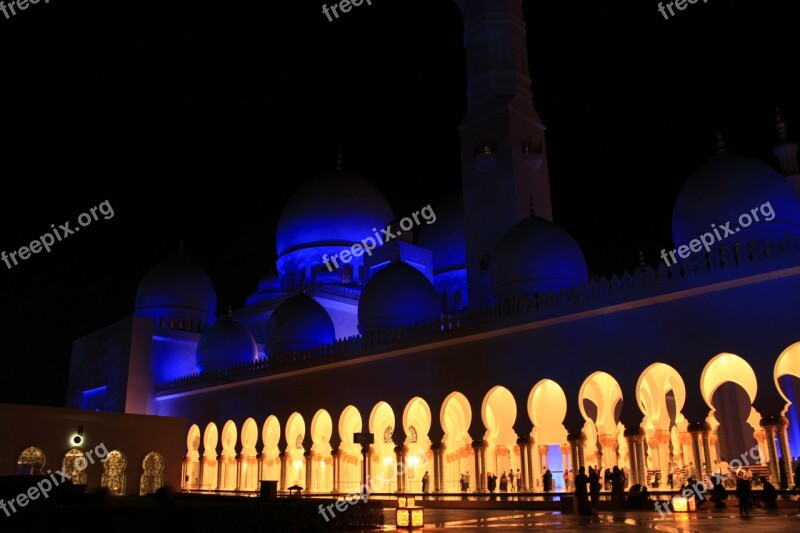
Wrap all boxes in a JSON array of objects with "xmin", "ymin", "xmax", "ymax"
[{"xmin": 396, "ymin": 496, "xmax": 424, "ymax": 530}]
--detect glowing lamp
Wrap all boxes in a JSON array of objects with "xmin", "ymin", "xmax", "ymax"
[
  {"xmin": 396, "ymin": 497, "xmax": 423, "ymax": 530},
  {"xmin": 671, "ymin": 496, "xmax": 695, "ymax": 512}
]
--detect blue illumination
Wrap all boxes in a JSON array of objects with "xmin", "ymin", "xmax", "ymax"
[
  {"xmin": 81, "ymin": 386, "xmax": 108, "ymax": 411},
  {"xmin": 673, "ymin": 154, "xmax": 800, "ymax": 247},
  {"xmin": 490, "ymin": 216, "xmax": 588, "ymax": 302},
  {"xmin": 265, "ymin": 294, "xmax": 335, "ymax": 355},
  {"xmin": 358, "ymin": 261, "xmax": 440, "ymax": 334}
]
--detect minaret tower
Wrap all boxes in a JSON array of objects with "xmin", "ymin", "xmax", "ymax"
[
  {"xmin": 453, "ymin": 0, "xmax": 553, "ymax": 306},
  {"xmin": 773, "ymin": 109, "xmax": 800, "ymax": 198}
]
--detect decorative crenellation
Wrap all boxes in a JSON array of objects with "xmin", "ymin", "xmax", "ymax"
[{"xmin": 155, "ymin": 234, "xmax": 800, "ymax": 393}]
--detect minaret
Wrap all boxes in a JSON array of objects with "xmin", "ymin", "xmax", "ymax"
[
  {"xmin": 773, "ymin": 109, "xmax": 800, "ymax": 198},
  {"xmin": 453, "ymin": 0, "xmax": 552, "ymax": 306}
]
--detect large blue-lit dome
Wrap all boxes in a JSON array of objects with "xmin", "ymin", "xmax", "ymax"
[
  {"xmin": 276, "ymin": 170, "xmax": 394, "ymax": 259},
  {"xmin": 195, "ymin": 316, "xmax": 258, "ymax": 372},
  {"xmin": 673, "ymin": 153, "xmax": 800, "ymax": 247},
  {"xmin": 358, "ymin": 261, "xmax": 440, "ymax": 334},
  {"xmin": 264, "ymin": 294, "xmax": 336, "ymax": 354},
  {"xmin": 490, "ymin": 216, "xmax": 588, "ymax": 301},
  {"xmin": 416, "ymin": 195, "xmax": 466, "ymax": 274},
  {"xmin": 135, "ymin": 254, "xmax": 216, "ymax": 315}
]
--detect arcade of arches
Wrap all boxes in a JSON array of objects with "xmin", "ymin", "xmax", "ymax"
[{"xmin": 182, "ymin": 345, "xmax": 800, "ymax": 493}]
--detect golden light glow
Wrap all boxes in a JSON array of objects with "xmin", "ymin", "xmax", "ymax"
[
  {"xmin": 395, "ymin": 506, "xmax": 424, "ymax": 530},
  {"xmin": 396, "ymin": 508, "xmax": 410, "ymax": 527},
  {"xmin": 672, "ymin": 496, "xmax": 688, "ymax": 512},
  {"xmin": 671, "ymin": 496, "xmax": 695, "ymax": 512}
]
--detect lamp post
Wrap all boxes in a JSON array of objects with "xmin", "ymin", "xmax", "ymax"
[{"xmin": 354, "ymin": 431, "xmax": 374, "ymax": 490}]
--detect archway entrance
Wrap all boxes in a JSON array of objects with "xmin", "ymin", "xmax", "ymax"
[
  {"xmin": 482, "ymin": 386, "xmax": 518, "ymax": 489},
  {"xmin": 441, "ymin": 392, "xmax": 473, "ymax": 492}
]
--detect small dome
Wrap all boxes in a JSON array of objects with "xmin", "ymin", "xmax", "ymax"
[
  {"xmin": 264, "ymin": 294, "xmax": 335, "ymax": 354},
  {"xmin": 358, "ymin": 262, "xmax": 440, "ymax": 334},
  {"xmin": 490, "ymin": 216, "xmax": 588, "ymax": 301},
  {"xmin": 672, "ymin": 153, "xmax": 800, "ymax": 247},
  {"xmin": 135, "ymin": 254, "xmax": 216, "ymax": 315},
  {"xmin": 276, "ymin": 171, "xmax": 395, "ymax": 259},
  {"xmin": 416, "ymin": 195, "xmax": 465, "ymax": 274},
  {"xmin": 195, "ymin": 316, "xmax": 257, "ymax": 372}
]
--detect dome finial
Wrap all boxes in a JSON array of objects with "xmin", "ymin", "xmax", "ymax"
[
  {"xmin": 715, "ymin": 130, "xmax": 726, "ymax": 154},
  {"xmin": 227, "ymin": 304, "xmax": 233, "ymax": 319},
  {"xmin": 638, "ymin": 248, "xmax": 647, "ymax": 272},
  {"xmin": 336, "ymin": 142, "xmax": 343, "ymax": 171},
  {"xmin": 775, "ymin": 106, "xmax": 788, "ymax": 143},
  {"xmin": 177, "ymin": 238, "xmax": 185, "ymax": 255},
  {"xmin": 529, "ymin": 195, "xmax": 536, "ymax": 217},
  {"xmin": 394, "ymin": 243, "xmax": 402, "ymax": 263}
]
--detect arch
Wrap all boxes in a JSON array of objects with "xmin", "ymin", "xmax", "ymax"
[
  {"xmin": 139, "ymin": 451, "xmax": 165, "ymax": 495},
  {"xmin": 62, "ymin": 448, "xmax": 88, "ymax": 485},
  {"xmin": 16, "ymin": 446, "xmax": 46, "ymax": 475},
  {"xmin": 100, "ymin": 450, "xmax": 127, "ymax": 495},
  {"xmin": 528, "ymin": 379, "xmax": 568, "ymax": 445},
  {"xmin": 701, "ymin": 353, "xmax": 762, "ymax": 465},
  {"xmin": 239, "ymin": 418, "xmax": 259, "ymax": 491},
  {"xmin": 701, "ymin": 353, "xmax": 758, "ymax": 408},
  {"xmin": 201, "ymin": 422, "xmax": 219, "ymax": 490},
  {"xmin": 775, "ymin": 342, "xmax": 800, "ymax": 464},
  {"xmin": 260, "ymin": 416, "xmax": 281, "ymax": 483},
  {"xmin": 285, "ymin": 412, "xmax": 306, "ymax": 488},
  {"xmin": 338, "ymin": 405, "xmax": 363, "ymax": 494},
  {"xmin": 183, "ymin": 424, "xmax": 201, "ymax": 489},
  {"xmin": 219, "ymin": 420, "xmax": 238, "ymax": 490},
  {"xmin": 369, "ymin": 401, "xmax": 397, "ymax": 492},
  {"xmin": 527, "ymin": 379, "xmax": 569, "ymax": 490},
  {"xmin": 440, "ymin": 392, "xmax": 473, "ymax": 492},
  {"xmin": 481, "ymin": 386, "xmax": 518, "ymax": 485},
  {"xmin": 579, "ymin": 372, "xmax": 623, "ymax": 470},
  {"xmin": 636, "ymin": 363, "xmax": 687, "ymax": 478},
  {"xmin": 311, "ymin": 409, "xmax": 334, "ymax": 492},
  {"xmin": 402, "ymin": 397, "xmax": 433, "ymax": 492}
]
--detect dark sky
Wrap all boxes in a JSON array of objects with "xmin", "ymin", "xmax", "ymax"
[{"xmin": 1, "ymin": 0, "xmax": 798, "ymax": 406}]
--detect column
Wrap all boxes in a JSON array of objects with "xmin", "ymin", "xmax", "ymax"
[
  {"xmin": 279, "ymin": 451, "xmax": 287, "ymax": 491},
  {"xmin": 434, "ymin": 443, "xmax": 445, "ymax": 492},
  {"xmin": 526, "ymin": 438, "xmax": 535, "ymax": 491},
  {"xmin": 517, "ymin": 437, "xmax": 529, "ymax": 491},
  {"xmin": 689, "ymin": 425, "xmax": 703, "ymax": 480},
  {"xmin": 577, "ymin": 432, "xmax": 587, "ymax": 469},
  {"xmin": 598, "ymin": 434, "xmax": 616, "ymax": 469},
  {"xmin": 636, "ymin": 435, "xmax": 647, "ymax": 487},
  {"xmin": 236, "ymin": 454, "xmax": 243, "ymax": 491},
  {"xmin": 331, "ymin": 449, "xmax": 340, "ymax": 492},
  {"xmin": 217, "ymin": 453, "xmax": 224, "ymax": 491},
  {"xmin": 304, "ymin": 450, "xmax": 313, "ymax": 492},
  {"xmin": 679, "ymin": 431, "xmax": 692, "ymax": 469},
  {"xmin": 560, "ymin": 443, "xmax": 570, "ymax": 473},
  {"xmin": 394, "ymin": 445, "xmax": 407, "ymax": 493},
  {"xmin": 701, "ymin": 430, "xmax": 713, "ymax": 482},
  {"xmin": 257, "ymin": 452, "xmax": 263, "ymax": 485},
  {"xmin": 472, "ymin": 440, "xmax": 481, "ymax": 491},
  {"xmin": 777, "ymin": 423, "xmax": 792, "ymax": 489},
  {"xmin": 197, "ymin": 457, "xmax": 204, "ymax": 491},
  {"xmin": 624, "ymin": 428, "xmax": 639, "ymax": 486}
]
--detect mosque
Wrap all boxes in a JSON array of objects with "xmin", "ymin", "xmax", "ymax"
[{"xmin": 62, "ymin": 0, "xmax": 800, "ymax": 496}]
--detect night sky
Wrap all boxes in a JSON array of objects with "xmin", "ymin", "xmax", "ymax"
[{"xmin": 1, "ymin": 0, "xmax": 798, "ymax": 406}]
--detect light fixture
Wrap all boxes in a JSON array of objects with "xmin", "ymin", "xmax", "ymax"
[
  {"xmin": 396, "ymin": 496, "xmax": 423, "ymax": 530},
  {"xmin": 72, "ymin": 425, "xmax": 84, "ymax": 445},
  {"xmin": 671, "ymin": 496, "xmax": 695, "ymax": 512}
]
